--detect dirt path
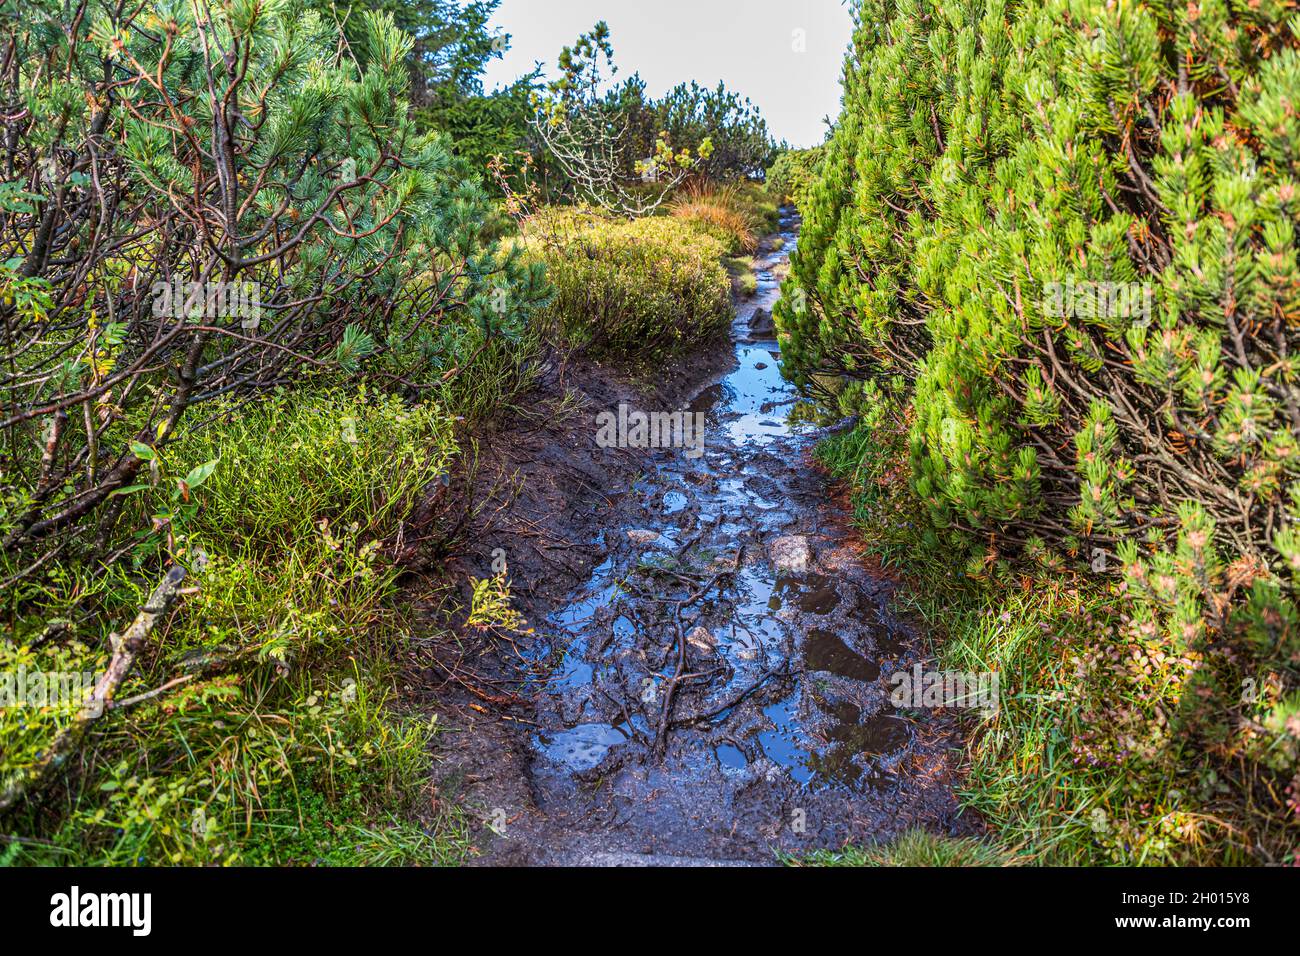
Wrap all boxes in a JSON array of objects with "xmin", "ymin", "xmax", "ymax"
[{"xmin": 423, "ymin": 210, "xmax": 976, "ymax": 865}]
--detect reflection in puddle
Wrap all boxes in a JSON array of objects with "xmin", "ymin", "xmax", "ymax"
[
  {"xmin": 776, "ymin": 573, "xmax": 841, "ymax": 615},
  {"xmin": 720, "ymin": 346, "xmax": 803, "ymax": 446},
  {"xmin": 805, "ymin": 629, "xmax": 880, "ymax": 682},
  {"xmin": 759, "ymin": 696, "xmax": 813, "ymax": 785},
  {"xmin": 833, "ymin": 713, "xmax": 911, "ymax": 755},
  {"xmin": 716, "ymin": 743, "xmax": 748, "ymax": 771},
  {"xmin": 535, "ymin": 723, "xmax": 628, "ymax": 771}
]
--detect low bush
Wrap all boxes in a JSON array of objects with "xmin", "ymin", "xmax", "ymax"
[
  {"xmin": 778, "ymin": 0, "xmax": 1300, "ymax": 863},
  {"xmin": 2, "ymin": 390, "xmax": 469, "ymax": 865},
  {"xmin": 523, "ymin": 209, "xmax": 732, "ymax": 360},
  {"xmin": 0, "ymin": 2, "xmax": 548, "ymax": 601},
  {"xmin": 816, "ymin": 416, "xmax": 1300, "ymax": 865}
]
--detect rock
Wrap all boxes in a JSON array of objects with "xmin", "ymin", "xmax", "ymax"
[
  {"xmin": 748, "ymin": 307, "xmax": 776, "ymax": 337},
  {"xmin": 809, "ymin": 415, "xmax": 861, "ymax": 440},
  {"xmin": 769, "ymin": 535, "xmax": 812, "ymax": 573},
  {"xmin": 686, "ymin": 626, "xmax": 715, "ymax": 652}
]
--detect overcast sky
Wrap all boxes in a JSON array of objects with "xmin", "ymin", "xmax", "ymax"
[{"xmin": 480, "ymin": 0, "xmax": 855, "ymax": 147}]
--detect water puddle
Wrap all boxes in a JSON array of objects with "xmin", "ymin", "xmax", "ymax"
[
  {"xmin": 805, "ymin": 629, "xmax": 880, "ymax": 682},
  {"xmin": 535, "ymin": 723, "xmax": 629, "ymax": 772}
]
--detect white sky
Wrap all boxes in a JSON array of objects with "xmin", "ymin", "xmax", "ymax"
[{"xmin": 480, "ymin": 0, "xmax": 855, "ymax": 147}]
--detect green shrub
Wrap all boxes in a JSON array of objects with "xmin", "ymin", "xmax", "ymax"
[
  {"xmin": 524, "ymin": 209, "xmax": 732, "ymax": 359},
  {"xmin": 782, "ymin": 0, "xmax": 1300, "ymax": 863},
  {"xmin": 1, "ymin": 391, "xmax": 467, "ymax": 865},
  {"xmin": 732, "ymin": 179, "xmax": 781, "ymax": 233},
  {"xmin": 817, "ymin": 420, "xmax": 1287, "ymax": 864},
  {"xmin": 766, "ymin": 146, "xmax": 825, "ymax": 210},
  {"xmin": 0, "ymin": 1, "xmax": 547, "ymax": 598}
]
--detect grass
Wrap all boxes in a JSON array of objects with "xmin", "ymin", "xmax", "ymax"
[
  {"xmin": 670, "ymin": 183, "xmax": 757, "ymax": 254},
  {"xmin": 725, "ymin": 256, "xmax": 758, "ymax": 296},
  {"xmin": 797, "ymin": 829, "xmax": 1018, "ymax": 867},
  {"xmin": 670, "ymin": 181, "xmax": 765, "ymax": 254}
]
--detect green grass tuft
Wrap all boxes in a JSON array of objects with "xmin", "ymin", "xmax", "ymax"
[{"xmin": 797, "ymin": 830, "xmax": 1018, "ymax": 867}]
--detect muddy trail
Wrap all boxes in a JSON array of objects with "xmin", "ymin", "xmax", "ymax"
[{"xmin": 423, "ymin": 210, "xmax": 977, "ymax": 866}]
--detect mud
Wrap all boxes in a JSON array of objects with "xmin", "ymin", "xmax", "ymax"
[{"xmin": 416, "ymin": 210, "xmax": 978, "ymax": 866}]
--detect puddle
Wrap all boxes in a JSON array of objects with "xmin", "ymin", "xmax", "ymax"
[
  {"xmin": 716, "ymin": 743, "xmax": 748, "ymax": 771},
  {"xmin": 805, "ymin": 629, "xmax": 880, "ymax": 682},
  {"xmin": 777, "ymin": 573, "xmax": 841, "ymax": 615},
  {"xmin": 536, "ymin": 723, "xmax": 629, "ymax": 771},
  {"xmin": 758, "ymin": 696, "xmax": 813, "ymax": 785},
  {"xmin": 833, "ymin": 713, "xmax": 911, "ymax": 755},
  {"xmin": 663, "ymin": 491, "xmax": 689, "ymax": 514}
]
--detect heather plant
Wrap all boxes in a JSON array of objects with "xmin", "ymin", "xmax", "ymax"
[
  {"xmin": 780, "ymin": 0, "xmax": 1300, "ymax": 861},
  {"xmin": 521, "ymin": 209, "xmax": 732, "ymax": 360}
]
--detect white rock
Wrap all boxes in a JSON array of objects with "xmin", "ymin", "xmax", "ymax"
[
  {"xmin": 686, "ymin": 626, "xmax": 715, "ymax": 652},
  {"xmin": 627, "ymin": 529, "xmax": 668, "ymax": 547},
  {"xmin": 769, "ymin": 535, "xmax": 812, "ymax": 573}
]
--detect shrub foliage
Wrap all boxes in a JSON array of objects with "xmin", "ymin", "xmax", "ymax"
[
  {"xmin": 524, "ymin": 209, "xmax": 732, "ymax": 360},
  {"xmin": 0, "ymin": 0, "xmax": 546, "ymax": 593},
  {"xmin": 766, "ymin": 145, "xmax": 825, "ymax": 210},
  {"xmin": 778, "ymin": 0, "xmax": 1300, "ymax": 859}
]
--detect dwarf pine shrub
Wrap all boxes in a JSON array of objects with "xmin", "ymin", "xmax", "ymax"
[
  {"xmin": 0, "ymin": 0, "xmax": 548, "ymax": 593},
  {"xmin": 779, "ymin": 0, "xmax": 1300, "ymax": 861},
  {"xmin": 766, "ymin": 146, "xmax": 825, "ymax": 211},
  {"xmin": 0, "ymin": 0, "xmax": 530, "ymax": 862}
]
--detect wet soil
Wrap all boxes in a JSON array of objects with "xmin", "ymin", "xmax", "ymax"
[{"xmin": 416, "ymin": 210, "xmax": 977, "ymax": 865}]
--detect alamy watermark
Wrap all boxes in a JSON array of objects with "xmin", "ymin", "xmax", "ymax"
[
  {"xmin": 596, "ymin": 403, "xmax": 706, "ymax": 459},
  {"xmin": 151, "ymin": 278, "xmax": 262, "ymax": 328},
  {"xmin": 1, "ymin": 666, "xmax": 104, "ymax": 717},
  {"xmin": 889, "ymin": 664, "xmax": 1000, "ymax": 717},
  {"xmin": 1042, "ymin": 278, "xmax": 1154, "ymax": 327},
  {"xmin": 50, "ymin": 886, "xmax": 151, "ymax": 936}
]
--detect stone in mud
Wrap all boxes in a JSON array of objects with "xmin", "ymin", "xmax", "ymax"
[
  {"xmin": 748, "ymin": 307, "xmax": 776, "ymax": 337},
  {"xmin": 627, "ymin": 529, "xmax": 673, "ymax": 549},
  {"xmin": 686, "ymin": 626, "xmax": 715, "ymax": 652},
  {"xmin": 769, "ymin": 535, "xmax": 812, "ymax": 573}
]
